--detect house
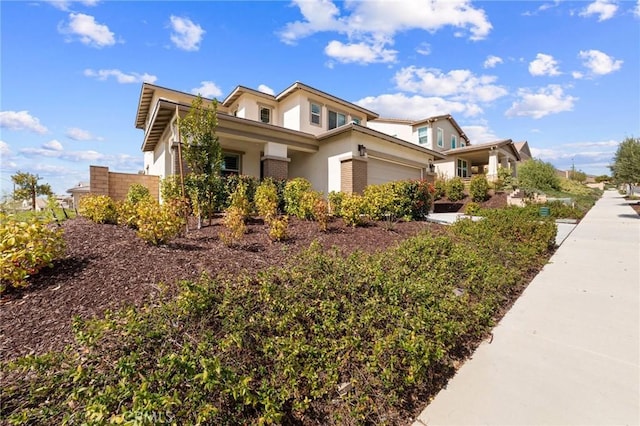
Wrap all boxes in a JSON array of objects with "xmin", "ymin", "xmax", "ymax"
[
  {"xmin": 370, "ymin": 114, "xmax": 522, "ymax": 181},
  {"xmin": 66, "ymin": 181, "xmax": 90, "ymax": 209},
  {"xmin": 135, "ymin": 82, "xmax": 446, "ymax": 196}
]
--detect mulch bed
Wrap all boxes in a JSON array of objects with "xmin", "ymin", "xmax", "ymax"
[
  {"xmin": 0, "ymin": 216, "xmax": 444, "ymax": 362},
  {"xmin": 433, "ymin": 191, "xmax": 508, "ymax": 213}
]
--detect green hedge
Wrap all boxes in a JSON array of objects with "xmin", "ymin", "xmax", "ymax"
[{"xmin": 2, "ymin": 209, "xmax": 557, "ymax": 424}]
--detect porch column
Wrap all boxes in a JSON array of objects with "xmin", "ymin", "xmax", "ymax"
[
  {"xmin": 487, "ymin": 151, "xmax": 499, "ymax": 181},
  {"xmin": 261, "ymin": 142, "xmax": 290, "ymax": 181},
  {"xmin": 340, "ymin": 157, "xmax": 367, "ymax": 194}
]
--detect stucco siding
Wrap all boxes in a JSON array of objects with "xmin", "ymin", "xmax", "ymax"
[{"xmin": 367, "ymin": 121, "xmax": 414, "ymax": 143}]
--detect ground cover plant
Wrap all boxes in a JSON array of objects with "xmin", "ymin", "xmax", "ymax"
[{"xmin": 1, "ymin": 208, "xmax": 557, "ymax": 425}]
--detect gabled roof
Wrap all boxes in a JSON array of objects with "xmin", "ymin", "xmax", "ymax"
[
  {"xmin": 221, "ymin": 85, "xmax": 277, "ymax": 108},
  {"xmin": 317, "ymin": 122, "xmax": 446, "ymax": 160},
  {"xmin": 443, "ymin": 139, "xmax": 520, "ymax": 161},
  {"xmin": 513, "ymin": 141, "xmax": 532, "ymax": 159},
  {"xmin": 276, "ymin": 81, "xmax": 379, "ymax": 120},
  {"xmin": 373, "ymin": 114, "xmax": 470, "ymax": 145}
]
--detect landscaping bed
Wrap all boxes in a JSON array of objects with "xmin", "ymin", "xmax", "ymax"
[{"xmin": 0, "ymin": 216, "xmax": 438, "ymax": 361}]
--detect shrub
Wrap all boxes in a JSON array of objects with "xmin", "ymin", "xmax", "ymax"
[
  {"xmin": 219, "ymin": 206, "xmax": 247, "ymax": 246},
  {"xmin": 340, "ymin": 193, "xmax": 366, "ymax": 227},
  {"xmin": 228, "ymin": 180, "xmax": 252, "ymax": 219},
  {"xmin": 364, "ymin": 183, "xmax": 399, "ymax": 221},
  {"xmin": 283, "ymin": 178, "xmax": 313, "ymax": 218},
  {"xmin": 79, "ymin": 195, "xmax": 118, "ymax": 224},
  {"xmin": 408, "ymin": 179, "xmax": 434, "ymax": 219},
  {"xmin": 135, "ymin": 199, "xmax": 185, "ymax": 245},
  {"xmin": 328, "ymin": 191, "xmax": 344, "ymax": 216},
  {"xmin": 469, "ymin": 175, "xmax": 489, "ymax": 202},
  {"xmin": 224, "ymin": 175, "xmax": 258, "ymax": 210},
  {"xmin": 312, "ymin": 198, "xmax": 329, "ymax": 231},
  {"xmin": 115, "ymin": 200, "xmax": 138, "ymax": 229},
  {"xmin": 446, "ymin": 177, "xmax": 465, "ymax": 201},
  {"xmin": 160, "ymin": 175, "xmax": 183, "ymax": 203},
  {"xmin": 126, "ymin": 184, "xmax": 151, "ymax": 204},
  {"xmin": 493, "ymin": 167, "xmax": 515, "ymax": 192},
  {"xmin": 433, "ymin": 179, "xmax": 446, "ymax": 200},
  {"xmin": 464, "ymin": 202, "xmax": 481, "ymax": 216},
  {"xmin": 299, "ymin": 191, "xmax": 322, "ymax": 220},
  {"xmin": 517, "ymin": 159, "xmax": 561, "ymax": 192},
  {"xmin": 254, "ymin": 179, "xmax": 279, "ymax": 223},
  {"xmin": 0, "ymin": 215, "xmax": 66, "ymax": 292},
  {"xmin": 268, "ymin": 215, "xmax": 289, "ymax": 241}
]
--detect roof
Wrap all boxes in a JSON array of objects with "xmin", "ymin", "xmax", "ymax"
[
  {"xmin": 443, "ymin": 139, "xmax": 520, "ymax": 161},
  {"xmin": 276, "ymin": 81, "xmax": 379, "ymax": 120},
  {"xmin": 373, "ymin": 114, "xmax": 470, "ymax": 145},
  {"xmin": 317, "ymin": 122, "xmax": 447, "ymax": 160},
  {"xmin": 513, "ymin": 141, "xmax": 532, "ymax": 159},
  {"xmin": 221, "ymin": 85, "xmax": 277, "ymax": 108}
]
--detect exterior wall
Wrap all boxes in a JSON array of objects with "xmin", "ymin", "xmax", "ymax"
[
  {"xmin": 435, "ymin": 159, "xmax": 456, "ymax": 180},
  {"xmin": 227, "ymin": 93, "xmax": 278, "ymax": 125},
  {"xmin": 340, "ymin": 158, "xmax": 367, "ymax": 194},
  {"xmin": 262, "ymin": 157, "xmax": 289, "ymax": 180},
  {"xmin": 429, "ymin": 119, "xmax": 463, "ymax": 152},
  {"xmin": 90, "ymin": 165, "xmax": 160, "ymax": 201},
  {"xmin": 367, "ymin": 121, "xmax": 414, "ymax": 143}
]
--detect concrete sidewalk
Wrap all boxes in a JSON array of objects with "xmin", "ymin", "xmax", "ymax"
[{"xmin": 415, "ymin": 190, "xmax": 640, "ymax": 426}]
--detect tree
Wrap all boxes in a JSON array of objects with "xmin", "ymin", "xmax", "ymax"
[
  {"xmin": 11, "ymin": 171, "xmax": 53, "ymax": 210},
  {"xmin": 178, "ymin": 95, "xmax": 222, "ymax": 227},
  {"xmin": 610, "ymin": 137, "xmax": 640, "ymax": 195},
  {"xmin": 516, "ymin": 159, "xmax": 561, "ymax": 193}
]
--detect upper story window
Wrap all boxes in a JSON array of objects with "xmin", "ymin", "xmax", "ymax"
[
  {"xmin": 222, "ymin": 152, "xmax": 241, "ymax": 176},
  {"xmin": 328, "ymin": 110, "xmax": 346, "ymax": 130},
  {"xmin": 437, "ymin": 128, "xmax": 444, "ymax": 147},
  {"xmin": 310, "ymin": 102, "xmax": 321, "ymax": 126},
  {"xmin": 351, "ymin": 116, "xmax": 361, "ymax": 125},
  {"xmin": 460, "ymin": 141, "xmax": 466, "ymax": 147},
  {"xmin": 451, "ymin": 134, "xmax": 458, "ymax": 149},
  {"xmin": 418, "ymin": 127, "xmax": 429, "ymax": 144},
  {"xmin": 259, "ymin": 106, "xmax": 271, "ymax": 124}
]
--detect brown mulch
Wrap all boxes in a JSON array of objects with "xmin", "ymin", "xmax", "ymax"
[
  {"xmin": 433, "ymin": 191, "xmax": 508, "ymax": 213},
  {"xmin": 0, "ymin": 216, "xmax": 444, "ymax": 362}
]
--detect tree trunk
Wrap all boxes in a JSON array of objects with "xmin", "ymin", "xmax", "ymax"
[{"xmin": 31, "ymin": 190, "xmax": 36, "ymax": 211}]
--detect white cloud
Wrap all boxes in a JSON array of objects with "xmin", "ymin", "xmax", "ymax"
[
  {"xmin": 45, "ymin": 0, "xmax": 100, "ymax": 11},
  {"xmin": 461, "ymin": 123, "xmax": 499, "ymax": 144},
  {"xmin": 579, "ymin": 0, "xmax": 618, "ymax": 21},
  {"xmin": 43, "ymin": 140, "xmax": 64, "ymax": 151},
  {"xmin": 279, "ymin": 0, "xmax": 492, "ymax": 64},
  {"xmin": 84, "ymin": 68, "xmax": 157, "ymax": 84},
  {"xmin": 506, "ymin": 85, "xmax": 577, "ymax": 119},
  {"xmin": 324, "ymin": 39, "xmax": 397, "ymax": 64},
  {"xmin": 190, "ymin": 81, "xmax": 222, "ymax": 98},
  {"xmin": 522, "ymin": 0, "xmax": 562, "ymax": 16},
  {"xmin": 416, "ymin": 42, "xmax": 431, "ymax": 56},
  {"xmin": 0, "ymin": 111, "xmax": 48, "ymax": 134},
  {"xmin": 483, "ymin": 55, "xmax": 503, "ymax": 69},
  {"xmin": 578, "ymin": 49, "xmax": 623, "ymax": 75},
  {"xmin": 258, "ymin": 84, "xmax": 275, "ymax": 95},
  {"xmin": 0, "ymin": 140, "xmax": 10, "ymax": 156},
  {"xmin": 58, "ymin": 13, "xmax": 116, "ymax": 48},
  {"xmin": 528, "ymin": 53, "xmax": 561, "ymax": 76},
  {"xmin": 66, "ymin": 127, "xmax": 102, "ymax": 141},
  {"xmin": 393, "ymin": 66, "xmax": 508, "ymax": 103},
  {"xmin": 356, "ymin": 93, "xmax": 482, "ymax": 120},
  {"xmin": 169, "ymin": 16, "xmax": 205, "ymax": 51},
  {"xmin": 572, "ymin": 71, "xmax": 584, "ymax": 79}
]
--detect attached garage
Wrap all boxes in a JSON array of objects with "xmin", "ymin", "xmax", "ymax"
[{"xmin": 367, "ymin": 157, "xmax": 423, "ymax": 186}]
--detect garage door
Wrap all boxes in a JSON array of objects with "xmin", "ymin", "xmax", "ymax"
[{"xmin": 367, "ymin": 157, "xmax": 422, "ymax": 186}]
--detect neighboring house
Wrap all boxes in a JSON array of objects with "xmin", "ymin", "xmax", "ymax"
[
  {"xmin": 135, "ymin": 82, "xmax": 445, "ymax": 196},
  {"xmin": 21, "ymin": 197, "xmax": 48, "ymax": 211},
  {"xmin": 513, "ymin": 141, "xmax": 532, "ymax": 161},
  {"xmin": 369, "ymin": 114, "xmax": 521, "ymax": 181},
  {"xmin": 66, "ymin": 181, "xmax": 90, "ymax": 209}
]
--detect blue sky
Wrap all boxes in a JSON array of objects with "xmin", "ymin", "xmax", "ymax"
[{"xmin": 1, "ymin": 0, "xmax": 639, "ymax": 195}]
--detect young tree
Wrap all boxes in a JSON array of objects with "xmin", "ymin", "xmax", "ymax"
[
  {"xmin": 610, "ymin": 137, "xmax": 640, "ymax": 195},
  {"xmin": 11, "ymin": 171, "xmax": 53, "ymax": 210},
  {"xmin": 178, "ymin": 95, "xmax": 223, "ymax": 226},
  {"xmin": 516, "ymin": 159, "xmax": 561, "ymax": 193}
]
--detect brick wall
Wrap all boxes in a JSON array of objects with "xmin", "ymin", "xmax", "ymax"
[
  {"xmin": 340, "ymin": 158, "xmax": 367, "ymax": 194},
  {"xmin": 89, "ymin": 165, "xmax": 160, "ymax": 201},
  {"xmin": 262, "ymin": 158, "xmax": 289, "ymax": 181}
]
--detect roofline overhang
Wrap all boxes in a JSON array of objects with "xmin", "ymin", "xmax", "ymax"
[
  {"xmin": 317, "ymin": 123, "xmax": 447, "ymax": 160},
  {"xmin": 443, "ymin": 139, "xmax": 520, "ymax": 161},
  {"xmin": 221, "ymin": 85, "xmax": 277, "ymax": 108},
  {"xmin": 276, "ymin": 81, "xmax": 379, "ymax": 120}
]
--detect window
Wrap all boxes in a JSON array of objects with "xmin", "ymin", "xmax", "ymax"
[
  {"xmin": 222, "ymin": 153, "xmax": 241, "ymax": 176},
  {"xmin": 259, "ymin": 107, "xmax": 271, "ymax": 124},
  {"xmin": 451, "ymin": 134, "xmax": 457, "ymax": 149},
  {"xmin": 351, "ymin": 116, "xmax": 361, "ymax": 125},
  {"xmin": 437, "ymin": 128, "xmax": 444, "ymax": 147},
  {"xmin": 460, "ymin": 141, "xmax": 466, "ymax": 147},
  {"xmin": 418, "ymin": 127, "xmax": 429, "ymax": 144},
  {"xmin": 457, "ymin": 159, "xmax": 469, "ymax": 178},
  {"xmin": 328, "ymin": 110, "xmax": 346, "ymax": 130},
  {"xmin": 310, "ymin": 102, "xmax": 321, "ymax": 125}
]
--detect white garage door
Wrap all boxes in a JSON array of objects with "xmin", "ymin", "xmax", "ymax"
[{"xmin": 367, "ymin": 157, "xmax": 422, "ymax": 186}]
